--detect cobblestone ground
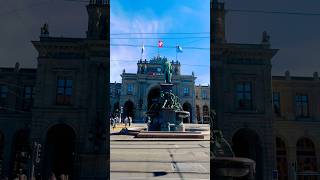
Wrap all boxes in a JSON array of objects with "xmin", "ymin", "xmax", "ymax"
[{"xmin": 110, "ymin": 124, "xmax": 210, "ymax": 180}]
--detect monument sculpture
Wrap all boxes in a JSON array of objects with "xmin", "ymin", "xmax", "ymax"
[
  {"xmin": 162, "ymin": 58, "xmax": 173, "ymax": 83},
  {"xmin": 146, "ymin": 58, "xmax": 189, "ymax": 131},
  {"xmin": 211, "ymin": 110, "xmax": 256, "ymax": 179}
]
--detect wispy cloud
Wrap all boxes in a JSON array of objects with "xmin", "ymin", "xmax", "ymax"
[
  {"xmin": 110, "ymin": 0, "xmax": 210, "ymax": 84},
  {"xmin": 110, "ymin": 5, "xmax": 173, "ymax": 82}
]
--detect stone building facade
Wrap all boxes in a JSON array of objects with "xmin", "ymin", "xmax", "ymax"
[
  {"xmin": 195, "ymin": 85, "xmax": 210, "ymax": 124},
  {"xmin": 212, "ymin": 1, "xmax": 320, "ymax": 180},
  {"xmin": 272, "ymin": 72, "xmax": 320, "ymax": 180},
  {"xmin": 110, "ymin": 56, "xmax": 199, "ymax": 123},
  {"xmin": 0, "ymin": 1, "xmax": 109, "ymax": 179}
]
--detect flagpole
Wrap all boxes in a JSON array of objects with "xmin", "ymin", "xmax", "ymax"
[
  {"xmin": 175, "ymin": 44, "xmax": 177, "ymax": 61},
  {"xmin": 176, "ymin": 50, "xmax": 177, "ymax": 61}
]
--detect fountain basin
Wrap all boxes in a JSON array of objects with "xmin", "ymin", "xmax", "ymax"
[
  {"xmin": 213, "ymin": 157, "xmax": 256, "ymax": 179},
  {"xmin": 176, "ymin": 110, "xmax": 190, "ymax": 118}
]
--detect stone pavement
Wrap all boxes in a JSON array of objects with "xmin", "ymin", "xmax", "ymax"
[{"xmin": 110, "ymin": 138, "xmax": 210, "ymax": 180}]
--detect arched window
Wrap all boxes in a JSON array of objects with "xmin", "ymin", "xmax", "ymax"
[
  {"xmin": 297, "ymin": 138, "xmax": 317, "ymax": 180},
  {"xmin": 202, "ymin": 105, "xmax": 209, "ymax": 123},
  {"xmin": 276, "ymin": 137, "xmax": 288, "ymax": 180}
]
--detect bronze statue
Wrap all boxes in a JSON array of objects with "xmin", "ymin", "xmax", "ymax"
[
  {"xmin": 41, "ymin": 23, "xmax": 49, "ymax": 35},
  {"xmin": 162, "ymin": 59, "xmax": 173, "ymax": 83}
]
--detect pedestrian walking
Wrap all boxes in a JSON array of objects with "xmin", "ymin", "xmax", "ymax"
[
  {"xmin": 124, "ymin": 116, "xmax": 128, "ymax": 127},
  {"xmin": 115, "ymin": 116, "xmax": 119, "ymax": 124},
  {"xmin": 110, "ymin": 117, "xmax": 113, "ymax": 126},
  {"xmin": 129, "ymin": 116, "xmax": 132, "ymax": 126},
  {"xmin": 112, "ymin": 117, "xmax": 116, "ymax": 130}
]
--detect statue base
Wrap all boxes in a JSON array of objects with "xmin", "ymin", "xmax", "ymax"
[{"xmin": 146, "ymin": 83, "xmax": 188, "ymax": 132}]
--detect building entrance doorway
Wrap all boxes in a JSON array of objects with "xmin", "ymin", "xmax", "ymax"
[{"xmin": 43, "ymin": 124, "xmax": 76, "ymax": 179}]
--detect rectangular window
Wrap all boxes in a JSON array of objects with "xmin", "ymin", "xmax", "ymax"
[
  {"xmin": 296, "ymin": 94, "xmax": 309, "ymax": 117},
  {"xmin": 0, "ymin": 85, "xmax": 8, "ymax": 108},
  {"xmin": 201, "ymin": 90, "xmax": 207, "ymax": 99},
  {"xmin": 236, "ymin": 82, "xmax": 252, "ymax": 110},
  {"xmin": 183, "ymin": 87, "xmax": 189, "ymax": 96},
  {"xmin": 56, "ymin": 77, "xmax": 73, "ymax": 105},
  {"xmin": 23, "ymin": 86, "xmax": 34, "ymax": 110},
  {"xmin": 273, "ymin": 92, "xmax": 281, "ymax": 116},
  {"xmin": 127, "ymin": 84, "xmax": 133, "ymax": 94}
]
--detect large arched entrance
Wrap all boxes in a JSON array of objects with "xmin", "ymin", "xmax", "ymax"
[
  {"xmin": 182, "ymin": 102, "xmax": 192, "ymax": 123},
  {"xmin": 147, "ymin": 86, "xmax": 160, "ymax": 110},
  {"xmin": 276, "ymin": 137, "xmax": 288, "ymax": 180},
  {"xmin": 296, "ymin": 137, "xmax": 317, "ymax": 180},
  {"xmin": 232, "ymin": 128, "xmax": 263, "ymax": 180},
  {"xmin": 10, "ymin": 129, "xmax": 30, "ymax": 177},
  {"xmin": 124, "ymin": 100, "xmax": 135, "ymax": 119},
  {"xmin": 43, "ymin": 124, "xmax": 76, "ymax": 179}
]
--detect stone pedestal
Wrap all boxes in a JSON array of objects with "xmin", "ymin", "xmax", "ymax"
[
  {"xmin": 146, "ymin": 83, "xmax": 188, "ymax": 132},
  {"xmin": 213, "ymin": 131, "xmax": 256, "ymax": 179},
  {"xmin": 160, "ymin": 83, "xmax": 174, "ymax": 92}
]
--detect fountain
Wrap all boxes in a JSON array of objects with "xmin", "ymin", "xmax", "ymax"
[
  {"xmin": 145, "ymin": 58, "xmax": 190, "ymax": 132},
  {"xmin": 211, "ymin": 111, "xmax": 256, "ymax": 179}
]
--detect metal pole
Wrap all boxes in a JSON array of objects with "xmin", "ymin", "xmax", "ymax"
[{"xmin": 176, "ymin": 50, "xmax": 177, "ymax": 61}]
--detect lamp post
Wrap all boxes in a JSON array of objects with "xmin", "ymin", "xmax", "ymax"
[{"xmin": 120, "ymin": 106, "xmax": 123, "ymax": 123}]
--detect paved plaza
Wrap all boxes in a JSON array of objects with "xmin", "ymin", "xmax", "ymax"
[{"xmin": 110, "ymin": 124, "xmax": 210, "ymax": 180}]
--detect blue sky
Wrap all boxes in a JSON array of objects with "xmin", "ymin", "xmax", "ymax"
[{"xmin": 110, "ymin": 0, "xmax": 210, "ymax": 85}]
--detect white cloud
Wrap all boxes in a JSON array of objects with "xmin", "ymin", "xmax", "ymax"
[{"xmin": 110, "ymin": 6, "xmax": 172, "ymax": 82}]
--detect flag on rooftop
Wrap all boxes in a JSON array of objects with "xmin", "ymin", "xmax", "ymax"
[
  {"xmin": 141, "ymin": 44, "xmax": 145, "ymax": 54},
  {"xmin": 158, "ymin": 40, "xmax": 163, "ymax": 48},
  {"xmin": 176, "ymin": 45, "xmax": 183, "ymax": 53}
]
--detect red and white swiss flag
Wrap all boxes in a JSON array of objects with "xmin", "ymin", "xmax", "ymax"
[{"xmin": 158, "ymin": 40, "xmax": 163, "ymax": 48}]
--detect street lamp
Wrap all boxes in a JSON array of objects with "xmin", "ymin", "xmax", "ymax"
[{"xmin": 120, "ymin": 106, "xmax": 123, "ymax": 123}]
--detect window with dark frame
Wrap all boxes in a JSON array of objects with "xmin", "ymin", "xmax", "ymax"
[
  {"xmin": 127, "ymin": 84, "xmax": 133, "ymax": 95},
  {"xmin": 23, "ymin": 86, "xmax": 34, "ymax": 110},
  {"xmin": 273, "ymin": 92, "xmax": 281, "ymax": 116},
  {"xmin": 56, "ymin": 77, "xmax": 73, "ymax": 105},
  {"xmin": 295, "ymin": 94, "xmax": 309, "ymax": 118},
  {"xmin": 201, "ymin": 90, "xmax": 207, "ymax": 99},
  {"xmin": 0, "ymin": 85, "xmax": 8, "ymax": 108},
  {"xmin": 236, "ymin": 82, "xmax": 253, "ymax": 110},
  {"xmin": 202, "ymin": 105, "xmax": 209, "ymax": 123},
  {"xmin": 183, "ymin": 87, "xmax": 189, "ymax": 96}
]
